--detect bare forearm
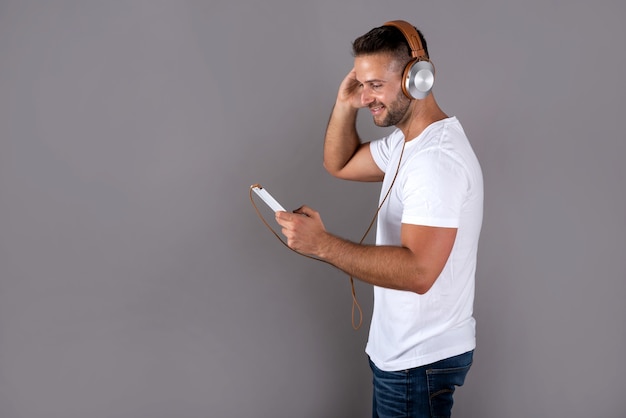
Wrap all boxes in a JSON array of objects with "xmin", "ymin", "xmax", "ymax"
[
  {"xmin": 323, "ymin": 102, "xmax": 361, "ymax": 175},
  {"xmin": 318, "ymin": 233, "xmax": 432, "ymax": 294},
  {"xmin": 276, "ymin": 207, "xmax": 453, "ymax": 294}
]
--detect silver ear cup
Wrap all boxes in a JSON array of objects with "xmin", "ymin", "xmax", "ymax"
[{"xmin": 405, "ymin": 60, "xmax": 435, "ymax": 99}]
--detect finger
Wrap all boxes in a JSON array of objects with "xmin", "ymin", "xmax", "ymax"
[
  {"xmin": 275, "ymin": 210, "xmax": 292, "ymax": 221},
  {"xmin": 275, "ymin": 212, "xmax": 290, "ymax": 227}
]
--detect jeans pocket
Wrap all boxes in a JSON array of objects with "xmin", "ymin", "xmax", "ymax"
[{"xmin": 426, "ymin": 362, "xmax": 472, "ymax": 418}]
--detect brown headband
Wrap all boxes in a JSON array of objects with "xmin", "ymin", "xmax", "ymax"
[{"xmin": 384, "ymin": 20, "xmax": 427, "ymax": 60}]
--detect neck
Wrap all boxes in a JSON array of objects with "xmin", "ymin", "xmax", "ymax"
[{"xmin": 399, "ymin": 94, "xmax": 448, "ymax": 141}]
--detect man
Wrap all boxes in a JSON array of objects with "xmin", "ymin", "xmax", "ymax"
[{"xmin": 275, "ymin": 20, "xmax": 483, "ymax": 417}]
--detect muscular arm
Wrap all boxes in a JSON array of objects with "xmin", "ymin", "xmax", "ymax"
[{"xmin": 276, "ymin": 207, "xmax": 457, "ymax": 295}]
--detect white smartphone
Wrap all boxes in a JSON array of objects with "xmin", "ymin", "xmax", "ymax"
[{"xmin": 251, "ymin": 185, "xmax": 286, "ymax": 212}]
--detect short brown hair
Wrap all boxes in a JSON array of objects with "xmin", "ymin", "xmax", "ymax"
[{"xmin": 352, "ymin": 24, "xmax": 429, "ymax": 66}]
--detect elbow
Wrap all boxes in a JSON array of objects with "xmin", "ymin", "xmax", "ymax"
[
  {"xmin": 413, "ymin": 284, "xmax": 434, "ymax": 295},
  {"xmin": 322, "ymin": 160, "xmax": 336, "ymax": 176},
  {"xmin": 323, "ymin": 160, "xmax": 347, "ymax": 179},
  {"xmin": 408, "ymin": 273, "xmax": 439, "ymax": 295}
]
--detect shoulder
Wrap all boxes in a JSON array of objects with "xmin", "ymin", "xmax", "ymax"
[
  {"xmin": 371, "ymin": 128, "xmax": 405, "ymax": 150},
  {"xmin": 370, "ymin": 128, "xmax": 405, "ymax": 167}
]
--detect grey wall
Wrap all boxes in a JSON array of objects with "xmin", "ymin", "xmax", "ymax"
[{"xmin": 1, "ymin": 1, "xmax": 624, "ymax": 417}]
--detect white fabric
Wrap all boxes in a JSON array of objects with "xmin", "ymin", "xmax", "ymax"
[{"xmin": 365, "ymin": 116, "xmax": 483, "ymax": 371}]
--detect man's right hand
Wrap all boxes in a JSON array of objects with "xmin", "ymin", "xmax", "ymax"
[{"xmin": 336, "ymin": 68, "xmax": 365, "ymax": 109}]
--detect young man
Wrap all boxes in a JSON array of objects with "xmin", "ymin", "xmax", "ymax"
[{"xmin": 275, "ymin": 21, "xmax": 483, "ymax": 417}]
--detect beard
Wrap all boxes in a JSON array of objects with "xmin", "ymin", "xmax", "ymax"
[{"xmin": 371, "ymin": 90, "xmax": 412, "ymax": 127}]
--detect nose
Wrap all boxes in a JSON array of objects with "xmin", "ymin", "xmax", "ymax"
[{"xmin": 360, "ymin": 86, "xmax": 375, "ymax": 107}]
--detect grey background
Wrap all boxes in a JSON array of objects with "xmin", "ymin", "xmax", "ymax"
[{"xmin": 0, "ymin": 1, "xmax": 624, "ymax": 417}]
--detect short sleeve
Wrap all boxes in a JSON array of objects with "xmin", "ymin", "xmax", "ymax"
[
  {"xmin": 369, "ymin": 130, "xmax": 403, "ymax": 173},
  {"xmin": 401, "ymin": 150, "xmax": 469, "ymax": 228}
]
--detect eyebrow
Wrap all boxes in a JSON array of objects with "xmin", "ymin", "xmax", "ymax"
[{"xmin": 361, "ymin": 78, "xmax": 386, "ymax": 84}]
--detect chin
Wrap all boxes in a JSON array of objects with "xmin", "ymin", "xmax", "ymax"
[{"xmin": 373, "ymin": 119, "xmax": 393, "ymax": 128}]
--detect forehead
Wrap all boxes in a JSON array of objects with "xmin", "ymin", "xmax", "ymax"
[{"xmin": 354, "ymin": 53, "xmax": 402, "ymax": 82}]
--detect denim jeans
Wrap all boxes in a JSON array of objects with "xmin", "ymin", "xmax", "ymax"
[{"xmin": 369, "ymin": 351, "xmax": 473, "ymax": 418}]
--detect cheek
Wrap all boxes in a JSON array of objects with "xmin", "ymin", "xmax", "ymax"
[
  {"xmin": 384, "ymin": 84, "xmax": 405, "ymax": 103},
  {"xmin": 396, "ymin": 87, "xmax": 410, "ymax": 102}
]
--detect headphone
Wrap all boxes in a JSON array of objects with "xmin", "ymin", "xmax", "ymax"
[{"xmin": 383, "ymin": 20, "xmax": 435, "ymax": 100}]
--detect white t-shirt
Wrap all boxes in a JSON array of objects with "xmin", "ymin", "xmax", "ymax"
[{"xmin": 366, "ymin": 117, "xmax": 483, "ymax": 371}]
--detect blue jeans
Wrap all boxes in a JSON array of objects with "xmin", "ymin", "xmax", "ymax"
[{"xmin": 369, "ymin": 351, "xmax": 473, "ymax": 418}]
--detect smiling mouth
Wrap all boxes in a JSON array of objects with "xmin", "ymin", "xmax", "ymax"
[{"xmin": 369, "ymin": 104, "xmax": 385, "ymax": 114}]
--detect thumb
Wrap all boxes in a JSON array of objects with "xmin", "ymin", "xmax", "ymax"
[{"xmin": 293, "ymin": 205, "xmax": 317, "ymax": 218}]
